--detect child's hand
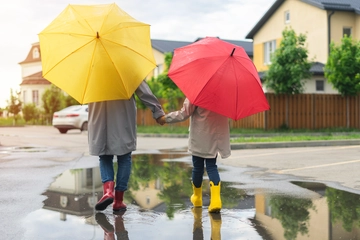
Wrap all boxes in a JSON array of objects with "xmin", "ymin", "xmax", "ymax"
[{"xmin": 156, "ymin": 116, "xmax": 166, "ymax": 125}]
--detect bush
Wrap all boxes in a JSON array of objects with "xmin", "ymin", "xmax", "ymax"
[{"xmin": 22, "ymin": 103, "xmax": 39, "ymax": 123}]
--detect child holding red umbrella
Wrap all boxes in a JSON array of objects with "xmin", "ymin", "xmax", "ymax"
[{"xmin": 158, "ymin": 98, "xmax": 231, "ymax": 213}]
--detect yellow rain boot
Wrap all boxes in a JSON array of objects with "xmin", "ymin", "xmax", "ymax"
[
  {"xmin": 209, "ymin": 212, "xmax": 222, "ymax": 240},
  {"xmin": 191, "ymin": 183, "xmax": 203, "ymax": 207},
  {"xmin": 191, "ymin": 207, "xmax": 203, "ymax": 238},
  {"xmin": 208, "ymin": 181, "xmax": 222, "ymax": 213}
]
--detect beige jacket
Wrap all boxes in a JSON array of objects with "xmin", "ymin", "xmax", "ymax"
[{"xmin": 165, "ymin": 98, "xmax": 231, "ymax": 159}]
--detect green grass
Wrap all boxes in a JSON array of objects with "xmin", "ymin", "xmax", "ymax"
[
  {"xmin": 137, "ymin": 125, "xmax": 190, "ymax": 134},
  {"xmin": 0, "ymin": 117, "xmax": 25, "ymax": 126},
  {"xmin": 137, "ymin": 125, "xmax": 360, "ymax": 134},
  {"xmin": 137, "ymin": 125, "xmax": 360, "ymax": 143}
]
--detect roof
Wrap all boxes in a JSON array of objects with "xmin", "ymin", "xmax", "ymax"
[
  {"xmin": 19, "ymin": 42, "xmax": 41, "ymax": 64},
  {"xmin": 221, "ymin": 39, "xmax": 253, "ymax": 56},
  {"xmin": 151, "ymin": 39, "xmax": 192, "ymax": 54},
  {"xmin": 20, "ymin": 71, "xmax": 50, "ymax": 85},
  {"xmin": 246, "ymin": 0, "xmax": 360, "ymax": 39},
  {"xmin": 152, "ymin": 38, "xmax": 254, "ymax": 57},
  {"xmin": 303, "ymin": 0, "xmax": 360, "ymax": 13},
  {"xmin": 195, "ymin": 37, "xmax": 253, "ymax": 57},
  {"xmin": 309, "ymin": 61, "xmax": 325, "ymax": 75},
  {"xmin": 258, "ymin": 61, "xmax": 324, "ymax": 80}
]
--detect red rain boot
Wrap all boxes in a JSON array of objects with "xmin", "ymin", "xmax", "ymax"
[
  {"xmin": 113, "ymin": 190, "xmax": 127, "ymax": 212},
  {"xmin": 95, "ymin": 213, "xmax": 115, "ymax": 240},
  {"xmin": 95, "ymin": 181, "xmax": 115, "ymax": 211}
]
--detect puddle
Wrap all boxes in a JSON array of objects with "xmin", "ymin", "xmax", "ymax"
[
  {"xmin": 0, "ymin": 146, "xmax": 47, "ymax": 153},
  {"xmin": 22, "ymin": 153, "xmax": 360, "ymax": 240}
]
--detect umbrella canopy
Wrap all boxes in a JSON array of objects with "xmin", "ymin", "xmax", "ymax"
[
  {"xmin": 168, "ymin": 37, "xmax": 270, "ymax": 120},
  {"xmin": 38, "ymin": 3, "xmax": 156, "ymax": 104}
]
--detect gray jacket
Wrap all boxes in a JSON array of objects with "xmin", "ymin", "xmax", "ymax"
[
  {"xmin": 88, "ymin": 81, "xmax": 164, "ymax": 156},
  {"xmin": 165, "ymin": 98, "xmax": 231, "ymax": 159}
]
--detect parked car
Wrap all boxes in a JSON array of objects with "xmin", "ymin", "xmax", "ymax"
[{"xmin": 52, "ymin": 105, "xmax": 88, "ymax": 134}]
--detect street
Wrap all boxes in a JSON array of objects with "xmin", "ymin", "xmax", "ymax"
[{"xmin": 1, "ymin": 126, "xmax": 360, "ymax": 239}]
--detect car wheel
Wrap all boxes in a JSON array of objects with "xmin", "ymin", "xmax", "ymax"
[
  {"xmin": 58, "ymin": 128, "xmax": 68, "ymax": 134},
  {"xmin": 81, "ymin": 122, "xmax": 88, "ymax": 131}
]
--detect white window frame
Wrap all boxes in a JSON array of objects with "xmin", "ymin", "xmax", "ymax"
[
  {"xmin": 285, "ymin": 10, "xmax": 290, "ymax": 24},
  {"xmin": 264, "ymin": 40, "xmax": 276, "ymax": 65},
  {"xmin": 32, "ymin": 47, "xmax": 40, "ymax": 59},
  {"xmin": 32, "ymin": 90, "xmax": 39, "ymax": 106}
]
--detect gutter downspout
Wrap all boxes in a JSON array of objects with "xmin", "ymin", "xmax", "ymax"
[{"xmin": 328, "ymin": 11, "xmax": 335, "ymax": 55}]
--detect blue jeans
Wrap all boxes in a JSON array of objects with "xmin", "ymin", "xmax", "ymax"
[
  {"xmin": 99, "ymin": 152, "xmax": 132, "ymax": 191},
  {"xmin": 192, "ymin": 155, "xmax": 220, "ymax": 188}
]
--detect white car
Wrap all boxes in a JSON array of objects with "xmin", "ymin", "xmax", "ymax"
[{"xmin": 52, "ymin": 105, "xmax": 88, "ymax": 134}]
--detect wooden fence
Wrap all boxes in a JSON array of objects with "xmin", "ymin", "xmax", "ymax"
[{"xmin": 137, "ymin": 94, "xmax": 360, "ymax": 130}]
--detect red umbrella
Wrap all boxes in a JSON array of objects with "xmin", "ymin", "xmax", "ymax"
[{"xmin": 168, "ymin": 37, "xmax": 270, "ymax": 120}]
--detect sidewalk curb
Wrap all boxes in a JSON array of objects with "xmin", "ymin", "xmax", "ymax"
[{"xmin": 231, "ymin": 139, "xmax": 360, "ymax": 149}]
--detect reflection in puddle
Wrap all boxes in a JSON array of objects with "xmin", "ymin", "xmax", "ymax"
[{"xmin": 23, "ymin": 153, "xmax": 360, "ymax": 239}]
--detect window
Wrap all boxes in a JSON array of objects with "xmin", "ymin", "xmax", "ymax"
[
  {"xmin": 285, "ymin": 10, "xmax": 290, "ymax": 24},
  {"xmin": 154, "ymin": 65, "xmax": 161, "ymax": 78},
  {"xmin": 32, "ymin": 90, "xmax": 39, "ymax": 106},
  {"xmin": 264, "ymin": 40, "xmax": 276, "ymax": 65},
  {"xmin": 32, "ymin": 47, "xmax": 40, "ymax": 59},
  {"xmin": 343, "ymin": 27, "xmax": 352, "ymax": 37},
  {"xmin": 316, "ymin": 80, "xmax": 324, "ymax": 92},
  {"xmin": 23, "ymin": 90, "xmax": 26, "ymax": 103}
]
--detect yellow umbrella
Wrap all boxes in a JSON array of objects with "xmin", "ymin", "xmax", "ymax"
[{"xmin": 38, "ymin": 3, "xmax": 156, "ymax": 104}]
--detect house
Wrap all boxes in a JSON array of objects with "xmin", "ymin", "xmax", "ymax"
[
  {"xmin": 246, "ymin": 0, "xmax": 360, "ymax": 94},
  {"xmin": 150, "ymin": 39, "xmax": 192, "ymax": 78},
  {"xmin": 18, "ymin": 42, "xmax": 50, "ymax": 107},
  {"xmin": 18, "ymin": 38, "xmax": 254, "ymax": 107}
]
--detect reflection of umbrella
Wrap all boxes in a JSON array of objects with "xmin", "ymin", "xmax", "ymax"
[
  {"xmin": 168, "ymin": 37, "xmax": 270, "ymax": 120},
  {"xmin": 38, "ymin": 3, "xmax": 156, "ymax": 104}
]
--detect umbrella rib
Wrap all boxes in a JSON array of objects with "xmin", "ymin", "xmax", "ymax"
[
  {"xmin": 43, "ymin": 39, "xmax": 96, "ymax": 76},
  {"xmin": 96, "ymin": 39, "xmax": 127, "ymax": 93},
  {"xmin": 40, "ymin": 32, "xmax": 95, "ymax": 37},
  {"xmin": 101, "ymin": 35, "xmax": 155, "ymax": 64},
  {"xmin": 236, "ymin": 56, "xmax": 263, "ymax": 85},
  {"xmin": 193, "ymin": 58, "xmax": 227, "ymax": 104},
  {"xmin": 69, "ymin": 5, "xmax": 98, "ymax": 36},
  {"xmin": 41, "ymin": 39, "xmax": 96, "ymax": 104}
]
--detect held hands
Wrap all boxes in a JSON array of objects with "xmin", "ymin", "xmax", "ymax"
[{"xmin": 156, "ymin": 116, "xmax": 166, "ymax": 125}]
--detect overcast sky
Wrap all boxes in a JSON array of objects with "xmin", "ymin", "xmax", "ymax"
[{"xmin": 0, "ymin": 0, "xmax": 276, "ymax": 108}]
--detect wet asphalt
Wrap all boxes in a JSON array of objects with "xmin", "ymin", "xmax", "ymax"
[{"xmin": 1, "ymin": 126, "xmax": 360, "ymax": 240}]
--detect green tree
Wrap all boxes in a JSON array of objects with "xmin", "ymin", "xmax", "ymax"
[
  {"xmin": 326, "ymin": 187, "xmax": 360, "ymax": 232},
  {"xmin": 22, "ymin": 103, "xmax": 39, "ymax": 123},
  {"xmin": 265, "ymin": 28, "xmax": 312, "ymax": 95},
  {"xmin": 64, "ymin": 94, "xmax": 80, "ymax": 107},
  {"xmin": 6, "ymin": 89, "xmax": 22, "ymax": 124},
  {"xmin": 147, "ymin": 52, "xmax": 184, "ymax": 112},
  {"xmin": 325, "ymin": 35, "xmax": 360, "ymax": 96},
  {"xmin": 324, "ymin": 35, "xmax": 360, "ymax": 128},
  {"xmin": 269, "ymin": 195, "xmax": 314, "ymax": 240},
  {"xmin": 42, "ymin": 84, "xmax": 65, "ymax": 123}
]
